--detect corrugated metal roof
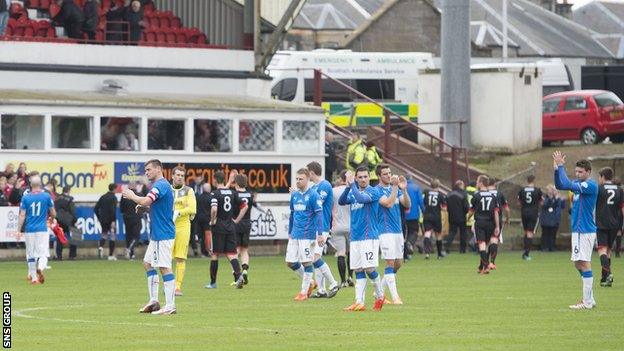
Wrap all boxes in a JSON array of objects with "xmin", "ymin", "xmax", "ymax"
[
  {"xmin": 292, "ymin": 0, "xmax": 385, "ymax": 30},
  {"xmin": 572, "ymin": 0, "xmax": 624, "ymax": 58}
]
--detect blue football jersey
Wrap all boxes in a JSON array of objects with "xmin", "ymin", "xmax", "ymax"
[
  {"xmin": 289, "ymin": 188, "xmax": 322, "ymax": 240},
  {"xmin": 147, "ymin": 177, "xmax": 175, "ymax": 241},
  {"xmin": 311, "ymin": 180, "xmax": 333, "ymax": 233},
  {"xmin": 554, "ymin": 166, "xmax": 598, "ymax": 233},
  {"xmin": 338, "ymin": 183, "xmax": 381, "ymax": 241},
  {"xmin": 377, "ymin": 184, "xmax": 403, "ymax": 235},
  {"xmin": 20, "ymin": 191, "xmax": 54, "ymax": 233}
]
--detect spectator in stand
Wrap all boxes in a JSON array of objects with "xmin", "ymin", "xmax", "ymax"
[
  {"xmin": 0, "ymin": 0, "xmax": 9, "ymax": 37},
  {"xmin": 3, "ymin": 163, "xmax": 15, "ymax": 177},
  {"xmin": 106, "ymin": 0, "xmax": 130, "ymax": 42},
  {"xmin": 82, "ymin": 0, "xmax": 99, "ymax": 41},
  {"xmin": 55, "ymin": 186, "xmax": 77, "ymax": 260},
  {"xmin": 45, "ymin": 181, "xmax": 58, "ymax": 201},
  {"xmin": 325, "ymin": 132, "xmax": 337, "ymax": 182},
  {"xmin": 6, "ymin": 173, "xmax": 25, "ymax": 206},
  {"xmin": 53, "ymin": 0, "xmax": 85, "ymax": 40},
  {"xmin": 540, "ymin": 184, "xmax": 565, "ymax": 252},
  {"xmin": 120, "ymin": 181, "xmax": 142, "ymax": 259},
  {"xmin": 16, "ymin": 162, "xmax": 28, "ymax": 184},
  {"xmin": 0, "ymin": 176, "xmax": 8, "ymax": 206},
  {"xmin": 125, "ymin": 0, "xmax": 145, "ymax": 43}
]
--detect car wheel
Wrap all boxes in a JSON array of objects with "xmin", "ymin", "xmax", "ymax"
[
  {"xmin": 580, "ymin": 128, "xmax": 600, "ymax": 145},
  {"xmin": 610, "ymin": 134, "xmax": 624, "ymax": 144}
]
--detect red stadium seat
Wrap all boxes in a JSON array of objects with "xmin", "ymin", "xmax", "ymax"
[
  {"xmin": 23, "ymin": 23, "xmax": 35, "ymax": 37},
  {"xmin": 40, "ymin": 0, "xmax": 51, "ymax": 10},
  {"xmin": 144, "ymin": 29, "xmax": 156, "ymax": 42},
  {"xmin": 155, "ymin": 29, "xmax": 166, "ymax": 43},
  {"xmin": 96, "ymin": 29, "xmax": 104, "ymax": 41},
  {"xmin": 164, "ymin": 28, "xmax": 175, "ymax": 43},
  {"xmin": 170, "ymin": 17, "xmax": 181, "ymax": 29},
  {"xmin": 30, "ymin": 0, "xmax": 41, "ymax": 9},
  {"xmin": 174, "ymin": 28, "xmax": 187, "ymax": 43}
]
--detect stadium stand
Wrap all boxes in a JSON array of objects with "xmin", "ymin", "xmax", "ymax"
[{"xmin": 0, "ymin": 0, "xmax": 218, "ymax": 48}]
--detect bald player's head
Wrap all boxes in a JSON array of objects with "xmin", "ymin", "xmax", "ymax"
[{"xmin": 29, "ymin": 175, "xmax": 42, "ymax": 188}]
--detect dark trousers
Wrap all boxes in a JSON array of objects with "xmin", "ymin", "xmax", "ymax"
[
  {"xmin": 124, "ymin": 218, "xmax": 141, "ymax": 254},
  {"xmin": 445, "ymin": 222, "xmax": 467, "ymax": 253},
  {"xmin": 541, "ymin": 225, "xmax": 558, "ymax": 251},
  {"xmin": 55, "ymin": 224, "xmax": 77, "ymax": 259}
]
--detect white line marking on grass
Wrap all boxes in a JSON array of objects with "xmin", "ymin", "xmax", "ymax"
[{"xmin": 14, "ymin": 305, "xmax": 174, "ymax": 327}]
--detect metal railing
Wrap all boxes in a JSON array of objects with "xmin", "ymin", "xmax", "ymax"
[{"xmin": 313, "ymin": 69, "xmax": 471, "ymax": 187}]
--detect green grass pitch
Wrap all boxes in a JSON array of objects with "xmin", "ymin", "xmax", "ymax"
[{"xmin": 2, "ymin": 252, "xmax": 623, "ymax": 350}]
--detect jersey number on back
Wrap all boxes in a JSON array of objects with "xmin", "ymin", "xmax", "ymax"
[
  {"xmin": 525, "ymin": 192, "xmax": 532, "ymax": 204},
  {"xmin": 30, "ymin": 202, "xmax": 41, "ymax": 216},
  {"xmin": 480, "ymin": 197, "xmax": 492, "ymax": 211},
  {"xmin": 428, "ymin": 194, "xmax": 438, "ymax": 207},
  {"xmin": 223, "ymin": 196, "xmax": 232, "ymax": 212},
  {"xmin": 606, "ymin": 189, "xmax": 616, "ymax": 205}
]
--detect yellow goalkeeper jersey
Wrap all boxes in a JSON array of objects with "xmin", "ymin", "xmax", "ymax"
[{"xmin": 172, "ymin": 185, "xmax": 196, "ymax": 228}]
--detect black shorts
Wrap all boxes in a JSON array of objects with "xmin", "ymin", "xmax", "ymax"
[
  {"xmin": 236, "ymin": 221, "xmax": 251, "ymax": 248},
  {"xmin": 597, "ymin": 228, "xmax": 619, "ymax": 249},
  {"xmin": 423, "ymin": 218, "xmax": 442, "ymax": 233},
  {"xmin": 521, "ymin": 213, "xmax": 538, "ymax": 231},
  {"xmin": 406, "ymin": 220, "xmax": 420, "ymax": 237},
  {"xmin": 475, "ymin": 221, "xmax": 496, "ymax": 243},
  {"xmin": 212, "ymin": 230, "xmax": 237, "ymax": 254}
]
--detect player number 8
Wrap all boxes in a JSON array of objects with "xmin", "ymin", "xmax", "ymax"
[{"xmin": 223, "ymin": 196, "xmax": 232, "ymax": 212}]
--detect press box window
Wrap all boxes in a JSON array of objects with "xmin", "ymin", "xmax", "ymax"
[
  {"xmin": 282, "ymin": 120, "xmax": 320, "ymax": 154},
  {"xmin": 147, "ymin": 119, "xmax": 185, "ymax": 150},
  {"xmin": 194, "ymin": 119, "xmax": 232, "ymax": 152},
  {"xmin": 101, "ymin": 117, "xmax": 140, "ymax": 151},
  {"xmin": 1, "ymin": 115, "xmax": 44, "ymax": 150},
  {"xmin": 239, "ymin": 120, "xmax": 275, "ymax": 151},
  {"xmin": 52, "ymin": 116, "xmax": 93, "ymax": 149}
]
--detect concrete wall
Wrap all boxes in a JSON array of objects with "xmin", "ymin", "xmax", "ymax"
[
  {"xmin": 344, "ymin": 0, "xmax": 441, "ymax": 54},
  {"xmin": 418, "ymin": 67, "xmax": 543, "ymax": 153}
]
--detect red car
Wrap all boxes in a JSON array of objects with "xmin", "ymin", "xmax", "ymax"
[{"xmin": 542, "ymin": 90, "xmax": 624, "ymax": 144}]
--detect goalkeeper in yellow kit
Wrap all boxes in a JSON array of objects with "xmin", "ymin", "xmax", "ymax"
[{"xmin": 171, "ymin": 166, "xmax": 197, "ymax": 296}]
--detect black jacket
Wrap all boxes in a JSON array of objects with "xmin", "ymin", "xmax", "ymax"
[
  {"xmin": 0, "ymin": 0, "xmax": 8, "ymax": 13},
  {"xmin": 124, "ymin": 9, "xmax": 144, "ymax": 42},
  {"xmin": 94, "ymin": 191, "xmax": 117, "ymax": 224},
  {"xmin": 55, "ymin": 193, "xmax": 77, "ymax": 229},
  {"xmin": 119, "ymin": 189, "xmax": 142, "ymax": 222},
  {"xmin": 325, "ymin": 141, "xmax": 337, "ymax": 173},
  {"xmin": 55, "ymin": 0, "xmax": 84, "ymax": 26},
  {"xmin": 82, "ymin": 0, "xmax": 99, "ymax": 32},
  {"xmin": 446, "ymin": 189, "xmax": 469, "ymax": 224},
  {"xmin": 195, "ymin": 191, "xmax": 212, "ymax": 224},
  {"xmin": 0, "ymin": 191, "xmax": 8, "ymax": 206}
]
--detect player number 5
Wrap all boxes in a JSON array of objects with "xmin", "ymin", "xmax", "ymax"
[{"xmin": 304, "ymin": 248, "xmax": 310, "ymax": 256}]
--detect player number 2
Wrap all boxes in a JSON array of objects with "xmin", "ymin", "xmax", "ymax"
[
  {"xmin": 606, "ymin": 190, "xmax": 615, "ymax": 205},
  {"xmin": 30, "ymin": 202, "xmax": 41, "ymax": 216},
  {"xmin": 365, "ymin": 251, "xmax": 373, "ymax": 260},
  {"xmin": 223, "ymin": 196, "xmax": 232, "ymax": 212}
]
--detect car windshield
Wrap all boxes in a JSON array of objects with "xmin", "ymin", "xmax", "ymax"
[{"xmin": 594, "ymin": 92, "xmax": 623, "ymax": 107}]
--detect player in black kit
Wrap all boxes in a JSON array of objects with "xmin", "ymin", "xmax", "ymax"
[
  {"xmin": 205, "ymin": 170, "xmax": 248, "ymax": 289},
  {"xmin": 469, "ymin": 175, "xmax": 500, "ymax": 275},
  {"xmin": 596, "ymin": 167, "xmax": 624, "ymax": 287},
  {"xmin": 234, "ymin": 174, "xmax": 255, "ymax": 285},
  {"xmin": 422, "ymin": 179, "xmax": 447, "ymax": 259},
  {"xmin": 518, "ymin": 175, "xmax": 542, "ymax": 261}
]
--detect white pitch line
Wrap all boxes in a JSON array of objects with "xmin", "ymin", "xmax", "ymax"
[{"xmin": 14, "ymin": 305, "xmax": 174, "ymax": 328}]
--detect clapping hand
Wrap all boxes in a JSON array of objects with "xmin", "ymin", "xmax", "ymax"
[
  {"xmin": 398, "ymin": 175, "xmax": 407, "ymax": 190},
  {"xmin": 390, "ymin": 175, "xmax": 399, "ymax": 187},
  {"xmin": 345, "ymin": 171, "xmax": 355, "ymax": 185},
  {"xmin": 552, "ymin": 150, "xmax": 566, "ymax": 170}
]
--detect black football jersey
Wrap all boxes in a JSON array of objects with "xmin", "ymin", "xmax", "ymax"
[
  {"xmin": 423, "ymin": 190, "xmax": 446, "ymax": 220},
  {"xmin": 471, "ymin": 191, "xmax": 499, "ymax": 223},
  {"xmin": 596, "ymin": 184, "xmax": 624, "ymax": 230},
  {"xmin": 518, "ymin": 187, "xmax": 542, "ymax": 215},
  {"xmin": 211, "ymin": 188, "xmax": 240, "ymax": 230},
  {"xmin": 235, "ymin": 190, "xmax": 254, "ymax": 222},
  {"xmin": 491, "ymin": 189, "xmax": 507, "ymax": 225}
]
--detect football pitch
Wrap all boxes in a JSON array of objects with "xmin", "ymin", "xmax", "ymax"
[{"xmin": 2, "ymin": 252, "xmax": 622, "ymax": 351}]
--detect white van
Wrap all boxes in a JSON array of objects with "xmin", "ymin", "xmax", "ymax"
[
  {"xmin": 470, "ymin": 58, "xmax": 574, "ymax": 96},
  {"xmin": 267, "ymin": 50, "xmax": 434, "ymax": 126}
]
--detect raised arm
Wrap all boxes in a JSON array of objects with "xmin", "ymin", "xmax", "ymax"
[
  {"xmin": 338, "ymin": 185, "xmax": 352, "ymax": 206},
  {"xmin": 350, "ymin": 183, "xmax": 373, "ymax": 204}
]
